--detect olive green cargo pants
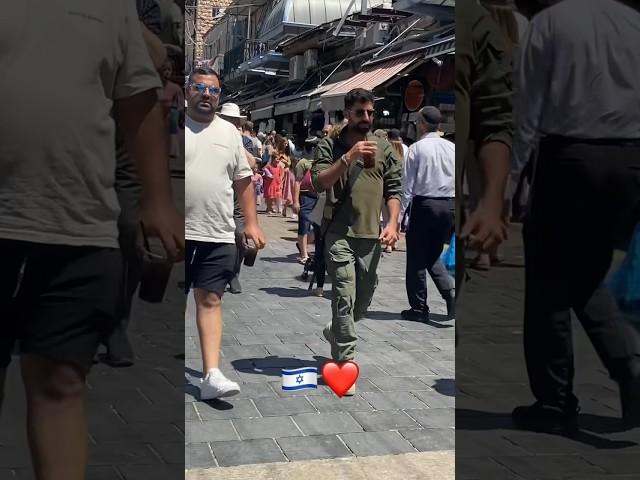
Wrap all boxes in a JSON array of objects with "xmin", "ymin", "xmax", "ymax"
[{"xmin": 324, "ymin": 232, "xmax": 382, "ymax": 362}]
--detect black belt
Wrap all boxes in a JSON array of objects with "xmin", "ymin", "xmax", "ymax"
[
  {"xmin": 543, "ymin": 135, "xmax": 640, "ymax": 147},
  {"xmin": 300, "ymin": 191, "xmax": 317, "ymax": 198},
  {"xmin": 414, "ymin": 195, "xmax": 454, "ymax": 201}
]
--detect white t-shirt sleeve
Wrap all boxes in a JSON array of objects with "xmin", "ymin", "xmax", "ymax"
[
  {"xmin": 234, "ymin": 131, "xmax": 253, "ymax": 181},
  {"xmin": 114, "ymin": 0, "xmax": 162, "ymax": 99}
]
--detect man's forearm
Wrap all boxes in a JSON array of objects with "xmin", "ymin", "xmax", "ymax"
[
  {"xmin": 235, "ymin": 177, "xmax": 258, "ymax": 227},
  {"xmin": 386, "ymin": 198, "xmax": 401, "ymax": 226},
  {"xmin": 478, "ymin": 141, "xmax": 510, "ymax": 208},
  {"xmin": 316, "ymin": 160, "xmax": 348, "ymax": 190}
]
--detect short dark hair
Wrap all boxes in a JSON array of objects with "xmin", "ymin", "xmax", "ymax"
[
  {"xmin": 188, "ymin": 67, "xmax": 220, "ymax": 84},
  {"xmin": 344, "ymin": 88, "xmax": 375, "ymax": 110},
  {"xmin": 242, "ymin": 120, "xmax": 254, "ymax": 132}
]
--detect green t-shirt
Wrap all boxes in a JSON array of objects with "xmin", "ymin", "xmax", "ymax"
[{"xmin": 311, "ymin": 130, "xmax": 402, "ymax": 239}]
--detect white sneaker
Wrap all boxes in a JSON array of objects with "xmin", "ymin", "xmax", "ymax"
[{"xmin": 200, "ymin": 368, "xmax": 240, "ymax": 400}]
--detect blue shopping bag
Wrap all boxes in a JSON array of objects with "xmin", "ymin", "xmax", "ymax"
[
  {"xmin": 609, "ymin": 224, "xmax": 640, "ymax": 328},
  {"xmin": 441, "ymin": 234, "xmax": 456, "ymax": 273}
]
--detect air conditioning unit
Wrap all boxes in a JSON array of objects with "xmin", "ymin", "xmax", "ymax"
[
  {"xmin": 289, "ymin": 55, "xmax": 305, "ymax": 81},
  {"xmin": 354, "ymin": 23, "xmax": 390, "ymax": 51},
  {"xmin": 304, "ymin": 49, "xmax": 319, "ymax": 71}
]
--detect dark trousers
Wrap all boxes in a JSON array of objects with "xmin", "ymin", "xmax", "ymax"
[
  {"xmin": 523, "ymin": 136, "xmax": 640, "ymax": 409},
  {"xmin": 312, "ymin": 223, "xmax": 326, "ymax": 288},
  {"xmin": 406, "ymin": 197, "xmax": 455, "ymax": 312}
]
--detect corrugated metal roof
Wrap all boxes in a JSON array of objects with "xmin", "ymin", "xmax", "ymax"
[
  {"xmin": 259, "ymin": 0, "xmax": 385, "ymax": 41},
  {"xmin": 321, "ymin": 53, "xmax": 420, "ymax": 98}
]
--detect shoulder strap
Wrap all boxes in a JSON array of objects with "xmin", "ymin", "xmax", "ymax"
[{"xmin": 320, "ymin": 160, "xmax": 364, "ymax": 239}]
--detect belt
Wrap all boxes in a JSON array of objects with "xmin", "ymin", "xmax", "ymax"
[
  {"xmin": 543, "ymin": 135, "xmax": 640, "ymax": 147},
  {"xmin": 414, "ymin": 195, "xmax": 454, "ymax": 201}
]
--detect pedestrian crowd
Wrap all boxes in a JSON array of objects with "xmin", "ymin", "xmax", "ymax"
[{"xmin": 184, "ymin": 65, "xmax": 456, "ymax": 400}]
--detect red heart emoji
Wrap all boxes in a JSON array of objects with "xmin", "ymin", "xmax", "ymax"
[{"xmin": 322, "ymin": 361, "xmax": 359, "ymax": 397}]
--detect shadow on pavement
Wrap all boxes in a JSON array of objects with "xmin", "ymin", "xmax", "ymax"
[
  {"xmin": 457, "ymin": 409, "xmax": 638, "ymax": 450},
  {"xmin": 366, "ymin": 310, "xmax": 453, "ymax": 328},
  {"xmin": 259, "ymin": 286, "xmax": 324, "ymax": 298},
  {"xmin": 257, "ymin": 254, "xmax": 300, "ymax": 264}
]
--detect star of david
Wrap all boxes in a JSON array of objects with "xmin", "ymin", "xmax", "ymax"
[{"xmin": 296, "ymin": 374, "xmax": 304, "ymax": 384}]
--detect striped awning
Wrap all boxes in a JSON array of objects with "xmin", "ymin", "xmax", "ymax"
[{"xmin": 321, "ymin": 53, "xmax": 420, "ymax": 99}]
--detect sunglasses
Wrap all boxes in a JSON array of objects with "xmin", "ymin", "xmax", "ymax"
[
  {"xmin": 190, "ymin": 83, "xmax": 221, "ymax": 96},
  {"xmin": 351, "ymin": 109, "xmax": 375, "ymax": 117}
]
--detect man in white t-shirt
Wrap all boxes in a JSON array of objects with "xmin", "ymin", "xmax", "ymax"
[
  {"xmin": 0, "ymin": 1, "xmax": 184, "ymax": 477},
  {"xmin": 185, "ymin": 67, "xmax": 266, "ymax": 400}
]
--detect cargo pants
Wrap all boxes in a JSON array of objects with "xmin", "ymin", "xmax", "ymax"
[{"xmin": 325, "ymin": 232, "xmax": 382, "ymax": 362}]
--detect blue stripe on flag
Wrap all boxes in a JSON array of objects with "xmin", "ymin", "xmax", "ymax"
[
  {"xmin": 281, "ymin": 368, "xmax": 317, "ymax": 375},
  {"xmin": 282, "ymin": 384, "xmax": 318, "ymax": 390}
]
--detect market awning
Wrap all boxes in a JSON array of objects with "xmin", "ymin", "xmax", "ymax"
[
  {"xmin": 250, "ymin": 105, "xmax": 274, "ymax": 121},
  {"xmin": 272, "ymin": 81, "xmax": 342, "ymax": 116},
  {"xmin": 320, "ymin": 53, "xmax": 421, "ymax": 110}
]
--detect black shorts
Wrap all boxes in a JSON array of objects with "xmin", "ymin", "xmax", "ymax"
[
  {"xmin": 298, "ymin": 193, "xmax": 318, "ymax": 236},
  {"xmin": 0, "ymin": 240, "xmax": 122, "ymax": 372},
  {"xmin": 185, "ymin": 240, "xmax": 236, "ymax": 296}
]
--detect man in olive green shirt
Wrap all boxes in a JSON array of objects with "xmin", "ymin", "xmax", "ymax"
[{"xmin": 312, "ymin": 89, "xmax": 402, "ymax": 395}]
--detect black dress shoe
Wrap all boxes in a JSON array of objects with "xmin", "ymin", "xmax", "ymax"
[
  {"xmin": 401, "ymin": 309, "xmax": 429, "ymax": 322},
  {"xmin": 620, "ymin": 361, "xmax": 640, "ymax": 429},
  {"xmin": 512, "ymin": 402, "xmax": 579, "ymax": 436},
  {"xmin": 444, "ymin": 289, "xmax": 455, "ymax": 321}
]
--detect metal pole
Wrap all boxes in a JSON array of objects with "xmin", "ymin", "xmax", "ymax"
[{"xmin": 333, "ymin": 0, "xmax": 356, "ymax": 37}]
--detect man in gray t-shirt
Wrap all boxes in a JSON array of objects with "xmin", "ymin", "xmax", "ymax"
[{"xmin": 0, "ymin": 2, "xmax": 184, "ymax": 477}]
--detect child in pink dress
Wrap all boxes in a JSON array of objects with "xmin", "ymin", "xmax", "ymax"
[{"xmin": 263, "ymin": 157, "xmax": 283, "ymax": 214}]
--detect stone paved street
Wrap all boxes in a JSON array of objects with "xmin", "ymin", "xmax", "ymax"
[
  {"xmin": 185, "ymin": 211, "xmax": 456, "ymax": 471},
  {"xmin": 0, "ymin": 179, "xmax": 186, "ymax": 480},
  {"xmin": 457, "ymin": 223, "xmax": 640, "ymax": 479}
]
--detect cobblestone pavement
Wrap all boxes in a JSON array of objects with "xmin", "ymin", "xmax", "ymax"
[
  {"xmin": 0, "ymin": 179, "xmax": 186, "ymax": 480},
  {"xmin": 185, "ymin": 211, "xmax": 456, "ymax": 470},
  {"xmin": 457, "ymin": 223, "xmax": 640, "ymax": 480}
]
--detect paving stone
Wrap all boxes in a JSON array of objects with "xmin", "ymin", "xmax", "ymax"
[
  {"xmin": 195, "ymin": 399, "xmax": 261, "ymax": 420},
  {"xmin": 405, "ymin": 408, "xmax": 454, "ymax": 429},
  {"xmin": 210, "ymin": 438, "xmax": 287, "ymax": 467},
  {"xmin": 378, "ymin": 362, "xmax": 437, "ymax": 377},
  {"xmin": 118, "ymin": 465, "xmax": 185, "ymax": 480},
  {"xmin": 307, "ymin": 395, "xmax": 375, "ymax": 413},
  {"xmin": 457, "ymin": 458, "xmax": 522, "ymax": 480},
  {"xmin": 151, "ymin": 442, "xmax": 184, "ymax": 464},
  {"xmin": 264, "ymin": 344, "xmax": 315, "ymax": 356},
  {"xmin": 185, "ymin": 420, "xmax": 238, "ymax": 443},
  {"xmin": 270, "ymin": 382, "xmax": 333, "ymax": 397},
  {"xmin": 351, "ymin": 410, "xmax": 421, "ymax": 431},
  {"xmin": 235, "ymin": 368, "xmax": 282, "ymax": 383},
  {"xmin": 410, "ymin": 390, "xmax": 456, "ymax": 408},
  {"xmin": 229, "ymin": 382, "xmax": 279, "ymax": 399},
  {"xmin": 369, "ymin": 376, "xmax": 433, "ymax": 392},
  {"xmin": 235, "ymin": 334, "xmax": 282, "ymax": 346},
  {"xmin": 359, "ymin": 392, "xmax": 429, "ymax": 410},
  {"xmin": 494, "ymin": 455, "xmax": 606, "ymax": 479},
  {"xmin": 277, "ymin": 435, "xmax": 353, "ymax": 461},
  {"xmin": 253, "ymin": 397, "xmax": 317, "ymax": 416},
  {"xmin": 185, "ymin": 442, "xmax": 216, "ymax": 469},
  {"xmin": 291, "ymin": 412, "xmax": 364, "ymax": 435},
  {"xmin": 338, "ymin": 431, "xmax": 417, "ymax": 456},
  {"xmin": 399, "ymin": 428, "xmax": 455, "ymax": 451},
  {"xmin": 232, "ymin": 416, "xmax": 304, "ymax": 440}
]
